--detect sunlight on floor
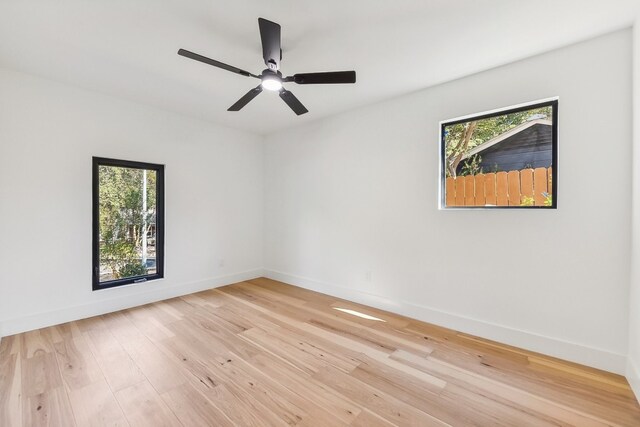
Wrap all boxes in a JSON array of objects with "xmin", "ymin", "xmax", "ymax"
[{"xmin": 333, "ymin": 307, "xmax": 386, "ymax": 322}]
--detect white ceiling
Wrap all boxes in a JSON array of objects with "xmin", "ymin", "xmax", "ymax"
[{"xmin": 0, "ymin": 0, "xmax": 638, "ymax": 135}]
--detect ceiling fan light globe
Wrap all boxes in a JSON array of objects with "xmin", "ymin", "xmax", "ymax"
[{"xmin": 261, "ymin": 78, "xmax": 283, "ymax": 91}]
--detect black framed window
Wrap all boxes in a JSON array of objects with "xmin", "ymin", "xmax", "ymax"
[
  {"xmin": 440, "ymin": 98, "xmax": 558, "ymax": 209},
  {"xmin": 92, "ymin": 157, "xmax": 165, "ymax": 290}
]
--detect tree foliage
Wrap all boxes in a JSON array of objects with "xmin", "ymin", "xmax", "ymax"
[
  {"xmin": 98, "ymin": 166, "xmax": 156, "ymax": 280},
  {"xmin": 444, "ymin": 106, "xmax": 552, "ymax": 178},
  {"xmin": 458, "ymin": 154, "xmax": 483, "ymax": 177}
]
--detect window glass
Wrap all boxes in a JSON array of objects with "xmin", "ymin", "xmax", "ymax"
[
  {"xmin": 93, "ymin": 158, "xmax": 164, "ymax": 290},
  {"xmin": 441, "ymin": 99, "xmax": 558, "ymax": 209}
]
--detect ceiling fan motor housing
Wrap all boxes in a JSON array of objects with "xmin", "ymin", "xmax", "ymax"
[{"xmin": 261, "ymin": 69, "xmax": 282, "ymax": 79}]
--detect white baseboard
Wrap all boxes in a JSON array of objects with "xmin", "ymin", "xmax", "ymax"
[
  {"xmin": 0, "ymin": 269, "xmax": 263, "ymax": 337},
  {"xmin": 264, "ymin": 269, "xmax": 627, "ymax": 375},
  {"xmin": 628, "ymin": 357, "xmax": 640, "ymax": 404}
]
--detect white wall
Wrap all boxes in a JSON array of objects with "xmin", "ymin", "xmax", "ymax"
[
  {"xmin": 264, "ymin": 30, "xmax": 632, "ymax": 374},
  {"xmin": 628, "ymin": 22, "xmax": 640, "ymax": 399},
  {"xmin": 0, "ymin": 68, "xmax": 264, "ymax": 336}
]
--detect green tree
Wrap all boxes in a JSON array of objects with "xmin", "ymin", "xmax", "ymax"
[
  {"xmin": 458, "ymin": 154, "xmax": 483, "ymax": 176},
  {"xmin": 98, "ymin": 166, "xmax": 156, "ymax": 280}
]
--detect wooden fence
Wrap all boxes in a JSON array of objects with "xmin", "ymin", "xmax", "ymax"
[{"xmin": 445, "ymin": 167, "xmax": 552, "ymax": 207}]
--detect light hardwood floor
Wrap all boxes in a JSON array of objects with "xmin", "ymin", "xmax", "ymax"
[{"xmin": 1, "ymin": 278, "xmax": 640, "ymax": 426}]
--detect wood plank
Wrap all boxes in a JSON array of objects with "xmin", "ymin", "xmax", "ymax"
[
  {"xmin": 40, "ymin": 326, "xmax": 64, "ymax": 345},
  {"xmin": 73, "ymin": 316, "xmax": 108, "ymax": 334},
  {"xmin": 324, "ymin": 299, "xmax": 411, "ymax": 329},
  {"xmin": 249, "ymin": 353, "xmax": 361, "ymax": 425},
  {"xmin": 391, "ymin": 350, "xmax": 620, "ymax": 427},
  {"xmin": 22, "ymin": 386, "xmax": 76, "ymax": 427},
  {"xmin": 254, "ymin": 292, "xmax": 433, "ymax": 357},
  {"xmin": 100, "ymin": 311, "xmax": 186, "ymax": 395},
  {"xmin": 474, "ymin": 174, "xmax": 486, "ymax": 206},
  {"xmin": 49, "ymin": 322, "xmax": 84, "ymax": 343},
  {"xmin": 21, "ymin": 353, "xmax": 62, "ymax": 397},
  {"xmin": 533, "ymin": 167, "xmax": 548, "ymax": 206},
  {"xmin": 484, "ymin": 172, "xmax": 497, "ymax": 206},
  {"xmin": 256, "ymin": 323, "xmax": 361, "ymax": 373},
  {"xmin": 351, "ymin": 409, "xmax": 398, "ymax": 427},
  {"xmin": 199, "ymin": 382, "xmax": 291, "ymax": 427},
  {"xmin": 507, "ymin": 170, "xmax": 521, "ymax": 206},
  {"xmin": 352, "ymin": 359, "xmax": 509, "ymax": 426},
  {"xmin": 115, "ymin": 380, "xmax": 181, "ymax": 427},
  {"xmin": 245, "ymin": 280, "xmax": 432, "ymax": 354},
  {"xmin": 83, "ymin": 328, "xmax": 146, "ymax": 392},
  {"xmin": 68, "ymin": 379, "xmax": 128, "ymax": 426},
  {"xmin": 312, "ymin": 366, "xmax": 449, "ymax": 427},
  {"xmin": 240, "ymin": 327, "xmax": 321, "ymax": 375},
  {"xmin": 196, "ymin": 350, "xmax": 312, "ymax": 425},
  {"xmin": 398, "ymin": 323, "xmax": 636, "ymax": 425},
  {"xmin": 455, "ymin": 177, "xmax": 465, "ymax": 206},
  {"xmin": 122, "ymin": 338, "xmax": 186, "ymax": 394},
  {"xmin": 20, "ymin": 330, "xmax": 54, "ymax": 359},
  {"xmin": 182, "ymin": 311, "xmax": 263, "ymax": 361},
  {"xmin": 249, "ymin": 277, "xmax": 341, "ymax": 307},
  {"xmin": 445, "ymin": 177, "xmax": 456, "ymax": 207},
  {"xmin": 464, "ymin": 175, "xmax": 475, "ymax": 206},
  {"xmin": 0, "ymin": 335, "xmax": 15, "ymax": 357},
  {"xmin": 440, "ymin": 383, "xmax": 563, "ymax": 427},
  {"xmin": 214, "ymin": 290, "xmax": 394, "ymax": 360},
  {"xmin": 520, "ymin": 168, "xmax": 534, "ymax": 203},
  {"xmin": 156, "ymin": 335, "xmax": 226, "ymax": 395},
  {"xmin": 123, "ymin": 306, "xmax": 175, "ymax": 342},
  {"xmin": 528, "ymin": 355, "xmax": 631, "ymax": 391},
  {"xmin": 353, "ymin": 354, "xmax": 444, "ymax": 397},
  {"xmin": 161, "ymin": 383, "xmax": 235, "ymax": 427},
  {"xmin": 496, "ymin": 171, "xmax": 508, "ymax": 206},
  {"xmin": 0, "ymin": 353, "xmax": 22, "ymax": 427},
  {"xmin": 54, "ymin": 337, "xmax": 104, "ymax": 391}
]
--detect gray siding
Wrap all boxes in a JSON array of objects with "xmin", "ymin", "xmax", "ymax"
[{"xmin": 458, "ymin": 123, "xmax": 552, "ymax": 174}]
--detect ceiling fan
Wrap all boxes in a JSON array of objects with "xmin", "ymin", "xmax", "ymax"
[{"xmin": 178, "ymin": 18, "xmax": 356, "ymax": 116}]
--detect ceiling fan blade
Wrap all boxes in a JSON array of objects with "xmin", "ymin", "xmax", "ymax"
[
  {"xmin": 258, "ymin": 18, "xmax": 281, "ymax": 70},
  {"xmin": 287, "ymin": 71, "xmax": 356, "ymax": 84},
  {"xmin": 178, "ymin": 49, "xmax": 259, "ymax": 78},
  {"xmin": 279, "ymin": 89, "xmax": 308, "ymax": 115},
  {"xmin": 228, "ymin": 85, "xmax": 263, "ymax": 111}
]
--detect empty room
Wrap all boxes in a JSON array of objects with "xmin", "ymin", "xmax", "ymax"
[{"xmin": 2, "ymin": 0, "xmax": 640, "ymax": 425}]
